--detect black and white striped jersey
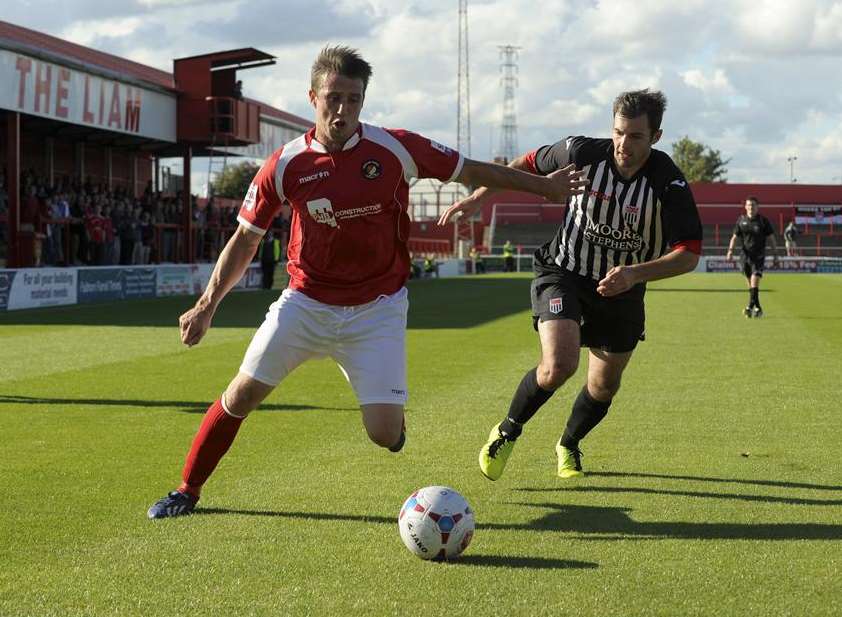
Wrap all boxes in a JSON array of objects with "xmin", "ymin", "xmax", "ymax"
[{"xmin": 525, "ymin": 136, "xmax": 703, "ymax": 281}]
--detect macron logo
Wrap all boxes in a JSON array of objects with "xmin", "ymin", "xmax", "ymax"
[{"xmin": 299, "ymin": 170, "xmax": 331, "ymax": 184}]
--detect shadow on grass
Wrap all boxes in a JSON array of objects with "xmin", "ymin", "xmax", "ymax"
[
  {"xmin": 0, "ymin": 278, "xmax": 533, "ymax": 329},
  {"xmin": 582, "ymin": 471, "xmax": 842, "ymax": 492},
  {"xmin": 445, "ymin": 555, "xmax": 598, "ymax": 570},
  {"xmin": 193, "ymin": 508, "xmax": 594, "ymax": 570},
  {"xmin": 0, "ymin": 395, "xmax": 355, "ymax": 414},
  {"xmin": 516, "ymin": 485, "xmax": 841, "ymax": 506},
  {"xmin": 195, "ymin": 503, "xmax": 842, "ymax": 541},
  {"xmin": 647, "ymin": 288, "xmax": 772, "ymax": 293},
  {"xmin": 506, "ymin": 502, "xmax": 842, "ymax": 541}
]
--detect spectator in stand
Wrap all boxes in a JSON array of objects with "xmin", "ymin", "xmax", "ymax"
[
  {"xmin": 34, "ymin": 190, "xmax": 50, "ymax": 267},
  {"xmin": 162, "ymin": 202, "xmax": 177, "ymax": 262},
  {"xmin": 43, "ymin": 196, "xmax": 57, "ymax": 265},
  {"xmin": 193, "ymin": 200, "xmax": 206, "ymax": 262},
  {"xmin": 784, "ymin": 219, "xmax": 800, "ymax": 257},
  {"xmin": 20, "ymin": 185, "xmax": 40, "ymax": 266},
  {"xmin": 86, "ymin": 203, "xmax": 107, "ymax": 265},
  {"xmin": 139, "ymin": 211, "xmax": 154, "ymax": 264},
  {"xmin": 52, "ymin": 192, "xmax": 71, "ymax": 265},
  {"xmin": 69, "ymin": 194, "xmax": 86, "ymax": 265},
  {"xmin": 104, "ymin": 204, "xmax": 117, "ymax": 265},
  {"xmin": 118, "ymin": 202, "xmax": 136, "ymax": 265}
]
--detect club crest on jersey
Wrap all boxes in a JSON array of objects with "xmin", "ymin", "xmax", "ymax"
[
  {"xmin": 622, "ymin": 200, "xmax": 640, "ymax": 225},
  {"xmin": 549, "ymin": 297, "xmax": 563, "ymax": 314},
  {"xmin": 242, "ymin": 182, "xmax": 258, "ymax": 211},
  {"xmin": 361, "ymin": 159, "xmax": 382, "ymax": 179}
]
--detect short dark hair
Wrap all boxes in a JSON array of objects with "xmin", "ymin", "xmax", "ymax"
[
  {"xmin": 613, "ymin": 89, "xmax": 667, "ymax": 133},
  {"xmin": 311, "ymin": 45, "xmax": 373, "ymax": 93},
  {"xmin": 745, "ymin": 196, "xmax": 759, "ymax": 206}
]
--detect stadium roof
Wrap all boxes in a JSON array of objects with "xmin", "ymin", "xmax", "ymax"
[
  {"xmin": 0, "ymin": 19, "xmax": 175, "ymax": 91},
  {"xmin": 174, "ymin": 48, "xmax": 275, "ymax": 71},
  {"xmin": 693, "ymin": 182, "xmax": 842, "ymax": 205},
  {"xmin": 0, "ymin": 19, "xmax": 311, "ymax": 129}
]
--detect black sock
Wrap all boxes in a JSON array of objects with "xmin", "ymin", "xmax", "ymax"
[
  {"xmin": 748, "ymin": 287, "xmax": 756, "ymax": 307},
  {"xmin": 499, "ymin": 367, "xmax": 555, "ymax": 439},
  {"xmin": 559, "ymin": 387, "xmax": 611, "ymax": 450},
  {"xmin": 751, "ymin": 287, "xmax": 760, "ymax": 308},
  {"xmin": 388, "ymin": 430, "xmax": 406, "ymax": 452}
]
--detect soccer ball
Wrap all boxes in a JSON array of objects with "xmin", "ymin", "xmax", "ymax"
[{"xmin": 398, "ymin": 486, "xmax": 475, "ymax": 561}]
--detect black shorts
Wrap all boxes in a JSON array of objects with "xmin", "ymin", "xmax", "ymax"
[
  {"xmin": 741, "ymin": 253, "xmax": 765, "ymax": 278},
  {"xmin": 530, "ymin": 263, "xmax": 645, "ymax": 353}
]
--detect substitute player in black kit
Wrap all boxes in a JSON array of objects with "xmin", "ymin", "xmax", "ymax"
[
  {"xmin": 440, "ymin": 89, "xmax": 703, "ymax": 480},
  {"xmin": 725, "ymin": 197, "xmax": 778, "ymax": 318}
]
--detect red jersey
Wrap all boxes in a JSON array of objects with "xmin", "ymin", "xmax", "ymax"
[{"xmin": 238, "ymin": 123, "xmax": 463, "ymax": 305}]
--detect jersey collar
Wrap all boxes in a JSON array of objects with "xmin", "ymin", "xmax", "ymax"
[{"xmin": 307, "ymin": 125, "xmax": 362, "ymax": 153}]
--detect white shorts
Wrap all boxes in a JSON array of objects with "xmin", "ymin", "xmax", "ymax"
[{"xmin": 239, "ymin": 287, "xmax": 409, "ymax": 406}]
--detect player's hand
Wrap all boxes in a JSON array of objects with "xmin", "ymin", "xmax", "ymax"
[
  {"xmin": 725, "ymin": 251, "xmax": 733, "ymax": 262},
  {"xmin": 545, "ymin": 164, "xmax": 589, "ymax": 202},
  {"xmin": 438, "ymin": 192, "xmax": 484, "ymax": 226},
  {"xmin": 597, "ymin": 266, "xmax": 638, "ymax": 297},
  {"xmin": 179, "ymin": 303, "xmax": 214, "ymax": 347}
]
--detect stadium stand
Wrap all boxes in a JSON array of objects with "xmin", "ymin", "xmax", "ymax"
[{"xmin": 0, "ymin": 20, "xmax": 308, "ymax": 268}]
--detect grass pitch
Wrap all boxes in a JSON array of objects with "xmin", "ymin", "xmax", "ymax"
[{"xmin": 1, "ymin": 273, "xmax": 841, "ymax": 617}]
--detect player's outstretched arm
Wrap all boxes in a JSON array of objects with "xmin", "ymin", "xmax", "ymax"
[
  {"xmin": 725, "ymin": 234, "xmax": 738, "ymax": 261},
  {"xmin": 179, "ymin": 225, "xmax": 263, "ymax": 347},
  {"xmin": 438, "ymin": 157, "xmax": 587, "ymax": 226},
  {"xmin": 597, "ymin": 249, "xmax": 700, "ymax": 297}
]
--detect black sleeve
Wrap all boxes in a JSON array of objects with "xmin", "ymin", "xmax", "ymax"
[
  {"xmin": 732, "ymin": 218, "xmax": 742, "ymax": 237},
  {"xmin": 533, "ymin": 138, "xmax": 571, "ymax": 175},
  {"xmin": 662, "ymin": 173, "xmax": 703, "ymax": 246}
]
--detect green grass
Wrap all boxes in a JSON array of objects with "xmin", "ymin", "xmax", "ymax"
[{"xmin": 1, "ymin": 273, "xmax": 841, "ymax": 617}]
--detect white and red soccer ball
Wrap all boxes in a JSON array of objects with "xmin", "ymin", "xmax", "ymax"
[{"xmin": 398, "ymin": 486, "xmax": 475, "ymax": 560}]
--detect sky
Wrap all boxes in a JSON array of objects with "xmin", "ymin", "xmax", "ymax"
[{"xmin": 5, "ymin": 0, "xmax": 842, "ymax": 185}]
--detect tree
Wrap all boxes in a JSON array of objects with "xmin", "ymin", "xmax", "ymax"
[
  {"xmin": 211, "ymin": 160, "xmax": 260, "ymax": 198},
  {"xmin": 671, "ymin": 136, "xmax": 729, "ymax": 183}
]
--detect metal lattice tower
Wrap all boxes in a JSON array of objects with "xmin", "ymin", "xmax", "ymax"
[
  {"xmin": 498, "ymin": 45, "xmax": 521, "ymax": 164},
  {"xmin": 457, "ymin": 0, "xmax": 471, "ymax": 157}
]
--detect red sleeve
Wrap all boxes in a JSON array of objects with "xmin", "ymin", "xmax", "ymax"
[
  {"xmin": 388, "ymin": 129, "xmax": 464, "ymax": 183},
  {"xmin": 522, "ymin": 150, "xmax": 539, "ymax": 174},
  {"xmin": 671, "ymin": 239, "xmax": 702, "ymax": 255},
  {"xmin": 237, "ymin": 150, "xmax": 284, "ymax": 235}
]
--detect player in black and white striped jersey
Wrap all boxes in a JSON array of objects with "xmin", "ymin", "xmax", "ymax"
[{"xmin": 440, "ymin": 89, "xmax": 703, "ymax": 480}]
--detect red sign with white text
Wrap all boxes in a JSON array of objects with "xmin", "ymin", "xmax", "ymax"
[{"xmin": 0, "ymin": 49, "xmax": 176, "ymax": 142}]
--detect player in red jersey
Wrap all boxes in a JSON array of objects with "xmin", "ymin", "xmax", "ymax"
[{"xmin": 148, "ymin": 45, "xmax": 587, "ymax": 518}]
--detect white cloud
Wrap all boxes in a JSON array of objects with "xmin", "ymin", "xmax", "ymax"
[
  {"xmin": 681, "ymin": 68, "xmax": 734, "ymax": 95},
  {"xmin": 61, "ymin": 17, "xmax": 143, "ymax": 46}
]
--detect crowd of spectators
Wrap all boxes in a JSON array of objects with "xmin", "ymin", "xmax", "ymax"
[{"xmin": 0, "ymin": 169, "xmax": 282, "ymax": 267}]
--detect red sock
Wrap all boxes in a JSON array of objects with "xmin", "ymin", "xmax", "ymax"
[{"xmin": 178, "ymin": 399, "xmax": 244, "ymax": 498}]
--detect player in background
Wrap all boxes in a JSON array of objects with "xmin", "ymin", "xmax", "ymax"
[
  {"xmin": 440, "ymin": 89, "xmax": 702, "ymax": 481},
  {"xmin": 783, "ymin": 219, "xmax": 799, "ymax": 257},
  {"xmin": 726, "ymin": 197, "xmax": 779, "ymax": 318},
  {"xmin": 147, "ymin": 45, "xmax": 587, "ymax": 518}
]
